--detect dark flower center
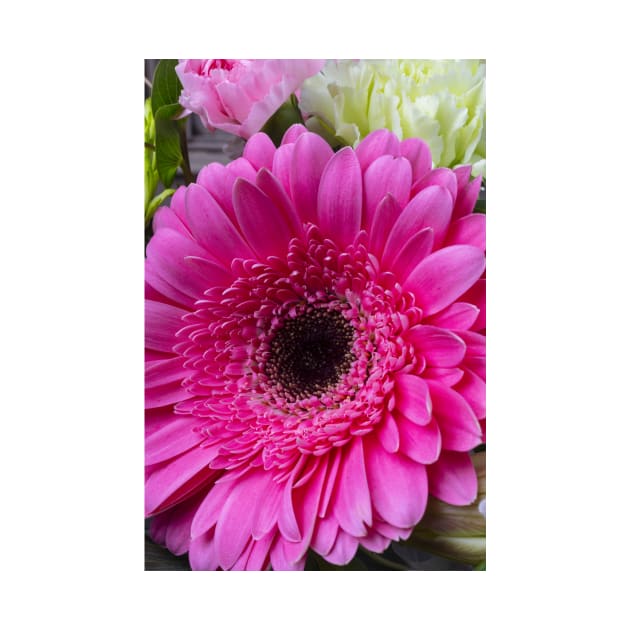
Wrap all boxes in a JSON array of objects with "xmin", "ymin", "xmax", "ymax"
[{"xmin": 265, "ymin": 308, "xmax": 355, "ymax": 400}]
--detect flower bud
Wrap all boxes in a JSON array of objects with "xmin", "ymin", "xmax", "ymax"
[{"xmin": 401, "ymin": 451, "xmax": 485, "ymax": 565}]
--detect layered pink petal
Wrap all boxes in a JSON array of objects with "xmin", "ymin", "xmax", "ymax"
[
  {"xmin": 428, "ymin": 381, "xmax": 482, "ymax": 452},
  {"xmin": 355, "ymin": 129, "xmax": 400, "ymax": 171},
  {"xmin": 145, "ymin": 300, "xmax": 187, "ymax": 353},
  {"xmin": 242, "ymin": 132, "xmax": 276, "ymax": 170},
  {"xmin": 331, "ymin": 439, "xmax": 372, "ymax": 537},
  {"xmin": 394, "ymin": 374, "xmax": 431, "ymax": 425},
  {"xmin": 445, "ymin": 214, "xmax": 486, "ymax": 250},
  {"xmin": 400, "ymin": 137, "xmax": 432, "ymax": 184},
  {"xmin": 428, "ymin": 450, "xmax": 478, "ymax": 505},
  {"xmin": 363, "ymin": 155, "xmax": 412, "ymax": 231},
  {"xmin": 406, "ymin": 325, "xmax": 466, "ymax": 368},
  {"xmin": 404, "ymin": 245, "xmax": 485, "ymax": 316},
  {"xmin": 317, "ymin": 147, "xmax": 362, "ymax": 248},
  {"xmin": 233, "ymin": 178, "xmax": 294, "ymax": 259},
  {"xmin": 290, "ymin": 132, "xmax": 334, "ymax": 224},
  {"xmin": 453, "ymin": 175, "xmax": 482, "ymax": 220},
  {"xmin": 397, "ymin": 415, "xmax": 442, "ymax": 464},
  {"xmin": 364, "ymin": 436, "xmax": 428, "ymax": 529},
  {"xmin": 368, "ymin": 194, "xmax": 402, "ymax": 259},
  {"xmin": 382, "ymin": 185, "xmax": 453, "ymax": 266}
]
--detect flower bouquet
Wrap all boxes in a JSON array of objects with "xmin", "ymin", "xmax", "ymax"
[{"xmin": 144, "ymin": 59, "xmax": 486, "ymax": 571}]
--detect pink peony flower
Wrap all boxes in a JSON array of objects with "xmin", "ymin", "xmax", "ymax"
[
  {"xmin": 145, "ymin": 125, "xmax": 486, "ymax": 570},
  {"xmin": 176, "ymin": 59, "xmax": 325, "ymax": 139}
]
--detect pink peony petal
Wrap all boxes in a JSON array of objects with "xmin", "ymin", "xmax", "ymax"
[
  {"xmin": 185, "ymin": 183, "xmax": 254, "ymax": 265},
  {"xmin": 406, "ymin": 325, "xmax": 466, "ymax": 368},
  {"xmin": 382, "ymin": 185, "xmax": 453, "ymax": 265},
  {"xmin": 428, "ymin": 381, "xmax": 482, "ymax": 452},
  {"xmin": 394, "ymin": 374, "xmax": 432, "ymax": 425},
  {"xmin": 397, "ymin": 414, "xmax": 442, "ymax": 464},
  {"xmin": 364, "ymin": 436, "xmax": 428, "ymax": 529},
  {"xmin": 290, "ymin": 132, "xmax": 334, "ymax": 224},
  {"xmin": 405, "ymin": 245, "xmax": 485, "ymax": 316},
  {"xmin": 363, "ymin": 155, "xmax": 412, "ymax": 231},
  {"xmin": 317, "ymin": 147, "xmax": 362, "ymax": 248},
  {"xmin": 427, "ymin": 450, "xmax": 478, "ymax": 505},
  {"xmin": 233, "ymin": 178, "xmax": 294, "ymax": 259}
]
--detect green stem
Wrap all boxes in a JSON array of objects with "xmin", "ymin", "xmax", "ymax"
[
  {"xmin": 360, "ymin": 549, "xmax": 408, "ymax": 571},
  {"xmin": 178, "ymin": 125, "xmax": 194, "ymax": 185}
]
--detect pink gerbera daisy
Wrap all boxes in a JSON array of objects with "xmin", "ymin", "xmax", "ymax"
[{"xmin": 145, "ymin": 125, "xmax": 486, "ymax": 570}]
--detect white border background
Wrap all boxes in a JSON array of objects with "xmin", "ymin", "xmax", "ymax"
[{"xmin": 3, "ymin": 1, "xmax": 629, "ymax": 628}]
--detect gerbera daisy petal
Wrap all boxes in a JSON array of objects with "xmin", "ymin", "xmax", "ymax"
[
  {"xmin": 189, "ymin": 529, "xmax": 219, "ymax": 570},
  {"xmin": 406, "ymin": 325, "xmax": 466, "ymax": 368},
  {"xmin": 428, "ymin": 381, "xmax": 482, "ymax": 452},
  {"xmin": 455, "ymin": 368, "xmax": 486, "ymax": 419},
  {"xmin": 400, "ymin": 137, "xmax": 432, "ymax": 184},
  {"xmin": 453, "ymin": 175, "xmax": 483, "ymax": 220},
  {"xmin": 382, "ymin": 185, "xmax": 453, "ymax": 266},
  {"xmin": 389, "ymin": 227, "xmax": 434, "ymax": 282},
  {"xmin": 324, "ymin": 529, "xmax": 360, "ymax": 566},
  {"xmin": 368, "ymin": 194, "xmax": 402, "ymax": 259},
  {"xmin": 397, "ymin": 415, "xmax": 442, "ymax": 464},
  {"xmin": 331, "ymin": 439, "xmax": 372, "ymax": 537},
  {"xmin": 363, "ymin": 155, "xmax": 412, "ymax": 232},
  {"xmin": 405, "ymin": 245, "xmax": 485, "ymax": 316},
  {"xmin": 355, "ymin": 129, "xmax": 401, "ymax": 171},
  {"xmin": 428, "ymin": 450, "xmax": 478, "ymax": 505},
  {"xmin": 394, "ymin": 374, "xmax": 431, "ymax": 426},
  {"xmin": 290, "ymin": 131, "xmax": 334, "ymax": 224},
  {"xmin": 233, "ymin": 178, "xmax": 294, "ymax": 259},
  {"xmin": 145, "ymin": 417, "xmax": 204, "ymax": 465},
  {"xmin": 242, "ymin": 132, "xmax": 276, "ymax": 171},
  {"xmin": 184, "ymin": 183, "xmax": 254, "ymax": 264},
  {"xmin": 145, "ymin": 300, "xmax": 188, "ymax": 353},
  {"xmin": 376, "ymin": 411, "xmax": 400, "ymax": 453},
  {"xmin": 364, "ymin": 437, "xmax": 428, "ymax": 529},
  {"xmin": 317, "ymin": 146, "xmax": 362, "ymax": 247},
  {"xmin": 412, "ymin": 167, "xmax": 458, "ymax": 201},
  {"xmin": 445, "ymin": 213, "xmax": 486, "ymax": 250}
]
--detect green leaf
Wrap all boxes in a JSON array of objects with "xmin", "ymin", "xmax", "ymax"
[
  {"xmin": 474, "ymin": 560, "xmax": 486, "ymax": 571},
  {"xmin": 145, "ymin": 188, "xmax": 176, "ymax": 226},
  {"xmin": 153, "ymin": 104, "xmax": 184, "ymax": 188},
  {"xmin": 154, "ymin": 121, "xmax": 181, "ymax": 187},
  {"xmin": 151, "ymin": 60, "xmax": 183, "ymax": 115}
]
